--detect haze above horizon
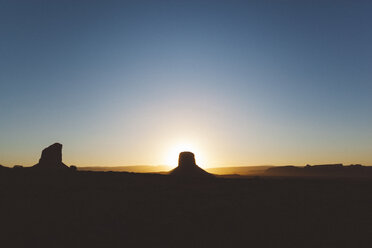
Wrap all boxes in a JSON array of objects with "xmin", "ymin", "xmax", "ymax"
[{"xmin": 1, "ymin": 0, "xmax": 372, "ymax": 167}]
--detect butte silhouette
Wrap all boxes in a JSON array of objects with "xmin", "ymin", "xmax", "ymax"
[
  {"xmin": 170, "ymin": 152, "xmax": 213, "ymax": 177},
  {"xmin": 33, "ymin": 143, "xmax": 69, "ymax": 169}
]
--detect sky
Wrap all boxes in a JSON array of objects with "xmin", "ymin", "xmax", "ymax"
[{"xmin": 1, "ymin": 0, "xmax": 372, "ymax": 168}]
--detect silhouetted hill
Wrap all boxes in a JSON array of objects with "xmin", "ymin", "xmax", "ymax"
[
  {"xmin": 170, "ymin": 152, "xmax": 213, "ymax": 177},
  {"xmin": 265, "ymin": 164, "xmax": 372, "ymax": 177},
  {"xmin": 33, "ymin": 143, "xmax": 69, "ymax": 170},
  {"xmin": 0, "ymin": 164, "xmax": 10, "ymax": 171}
]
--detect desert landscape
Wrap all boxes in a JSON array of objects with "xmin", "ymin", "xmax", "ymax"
[
  {"xmin": 1, "ymin": 144, "xmax": 371, "ymax": 247},
  {"xmin": 2, "ymin": 1, "xmax": 372, "ymax": 247}
]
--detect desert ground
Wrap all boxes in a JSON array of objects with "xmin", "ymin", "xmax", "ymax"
[{"xmin": 1, "ymin": 169, "xmax": 371, "ymax": 248}]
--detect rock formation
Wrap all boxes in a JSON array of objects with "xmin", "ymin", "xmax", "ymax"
[
  {"xmin": 170, "ymin": 152, "xmax": 212, "ymax": 177},
  {"xmin": 33, "ymin": 143, "xmax": 69, "ymax": 169}
]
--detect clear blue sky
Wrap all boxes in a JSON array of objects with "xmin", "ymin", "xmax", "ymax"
[{"xmin": 1, "ymin": 0, "xmax": 372, "ymax": 167}]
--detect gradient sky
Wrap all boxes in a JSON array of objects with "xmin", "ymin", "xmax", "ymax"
[{"xmin": 1, "ymin": 0, "xmax": 372, "ymax": 168}]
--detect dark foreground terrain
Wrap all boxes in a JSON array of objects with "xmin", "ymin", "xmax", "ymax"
[{"xmin": 1, "ymin": 170, "xmax": 372, "ymax": 248}]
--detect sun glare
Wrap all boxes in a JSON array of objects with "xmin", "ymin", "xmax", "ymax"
[{"xmin": 165, "ymin": 143, "xmax": 206, "ymax": 169}]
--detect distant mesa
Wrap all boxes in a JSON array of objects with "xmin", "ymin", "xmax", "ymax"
[
  {"xmin": 265, "ymin": 163, "xmax": 372, "ymax": 177},
  {"xmin": 170, "ymin": 152, "xmax": 213, "ymax": 177},
  {"xmin": 33, "ymin": 143, "xmax": 69, "ymax": 170}
]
